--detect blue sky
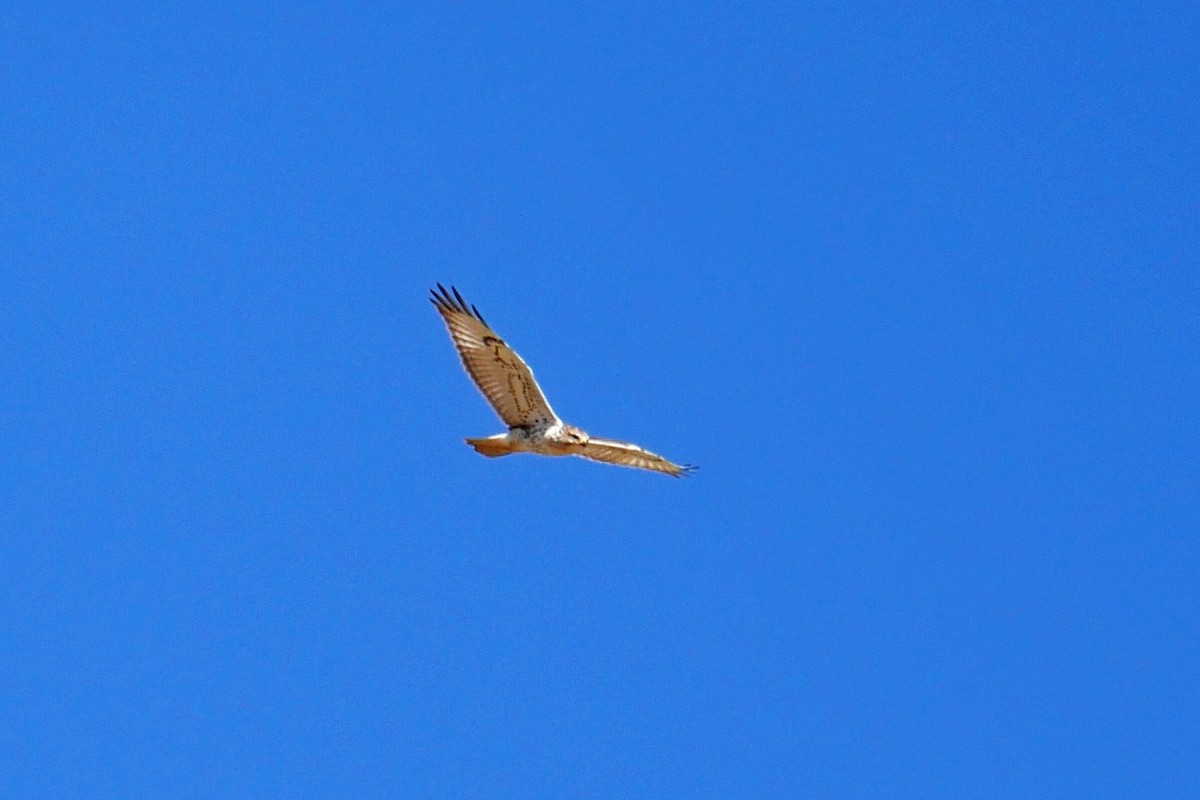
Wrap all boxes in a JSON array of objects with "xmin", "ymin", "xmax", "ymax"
[{"xmin": 3, "ymin": 2, "xmax": 1197, "ymax": 797}]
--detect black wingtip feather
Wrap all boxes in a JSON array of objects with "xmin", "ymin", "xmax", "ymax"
[
  {"xmin": 430, "ymin": 284, "xmax": 458, "ymax": 312},
  {"xmin": 451, "ymin": 286, "xmax": 468, "ymax": 310},
  {"xmin": 430, "ymin": 283, "xmax": 453, "ymax": 310},
  {"xmin": 429, "ymin": 283, "xmax": 490, "ymax": 325}
]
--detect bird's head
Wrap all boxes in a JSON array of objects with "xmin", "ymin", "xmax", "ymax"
[{"xmin": 562, "ymin": 425, "xmax": 590, "ymax": 445}]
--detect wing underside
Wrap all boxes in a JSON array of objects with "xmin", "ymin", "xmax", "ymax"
[
  {"xmin": 580, "ymin": 436, "xmax": 697, "ymax": 478},
  {"xmin": 430, "ymin": 284, "xmax": 558, "ymax": 428}
]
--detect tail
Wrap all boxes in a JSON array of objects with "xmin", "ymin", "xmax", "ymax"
[{"xmin": 465, "ymin": 436, "xmax": 516, "ymax": 458}]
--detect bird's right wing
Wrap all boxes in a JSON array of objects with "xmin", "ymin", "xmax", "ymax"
[{"xmin": 430, "ymin": 284, "xmax": 559, "ymax": 428}]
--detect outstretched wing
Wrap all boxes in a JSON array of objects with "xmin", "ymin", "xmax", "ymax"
[
  {"xmin": 580, "ymin": 437, "xmax": 697, "ymax": 478},
  {"xmin": 430, "ymin": 284, "xmax": 559, "ymax": 428}
]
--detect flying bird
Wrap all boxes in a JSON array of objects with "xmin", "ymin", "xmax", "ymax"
[{"xmin": 430, "ymin": 284, "xmax": 696, "ymax": 478}]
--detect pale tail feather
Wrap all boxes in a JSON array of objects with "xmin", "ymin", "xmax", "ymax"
[{"xmin": 465, "ymin": 437, "xmax": 516, "ymax": 458}]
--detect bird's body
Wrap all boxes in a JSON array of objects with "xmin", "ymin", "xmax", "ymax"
[
  {"xmin": 430, "ymin": 284, "xmax": 695, "ymax": 478},
  {"xmin": 465, "ymin": 421, "xmax": 588, "ymax": 458}
]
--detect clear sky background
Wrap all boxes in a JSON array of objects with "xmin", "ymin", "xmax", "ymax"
[{"xmin": 3, "ymin": 3, "xmax": 1197, "ymax": 797}]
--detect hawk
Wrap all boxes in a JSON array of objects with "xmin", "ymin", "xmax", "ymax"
[{"xmin": 430, "ymin": 284, "xmax": 697, "ymax": 478}]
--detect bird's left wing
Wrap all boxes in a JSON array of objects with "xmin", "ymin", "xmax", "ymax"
[
  {"xmin": 430, "ymin": 284, "xmax": 559, "ymax": 428},
  {"xmin": 579, "ymin": 437, "xmax": 697, "ymax": 478}
]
